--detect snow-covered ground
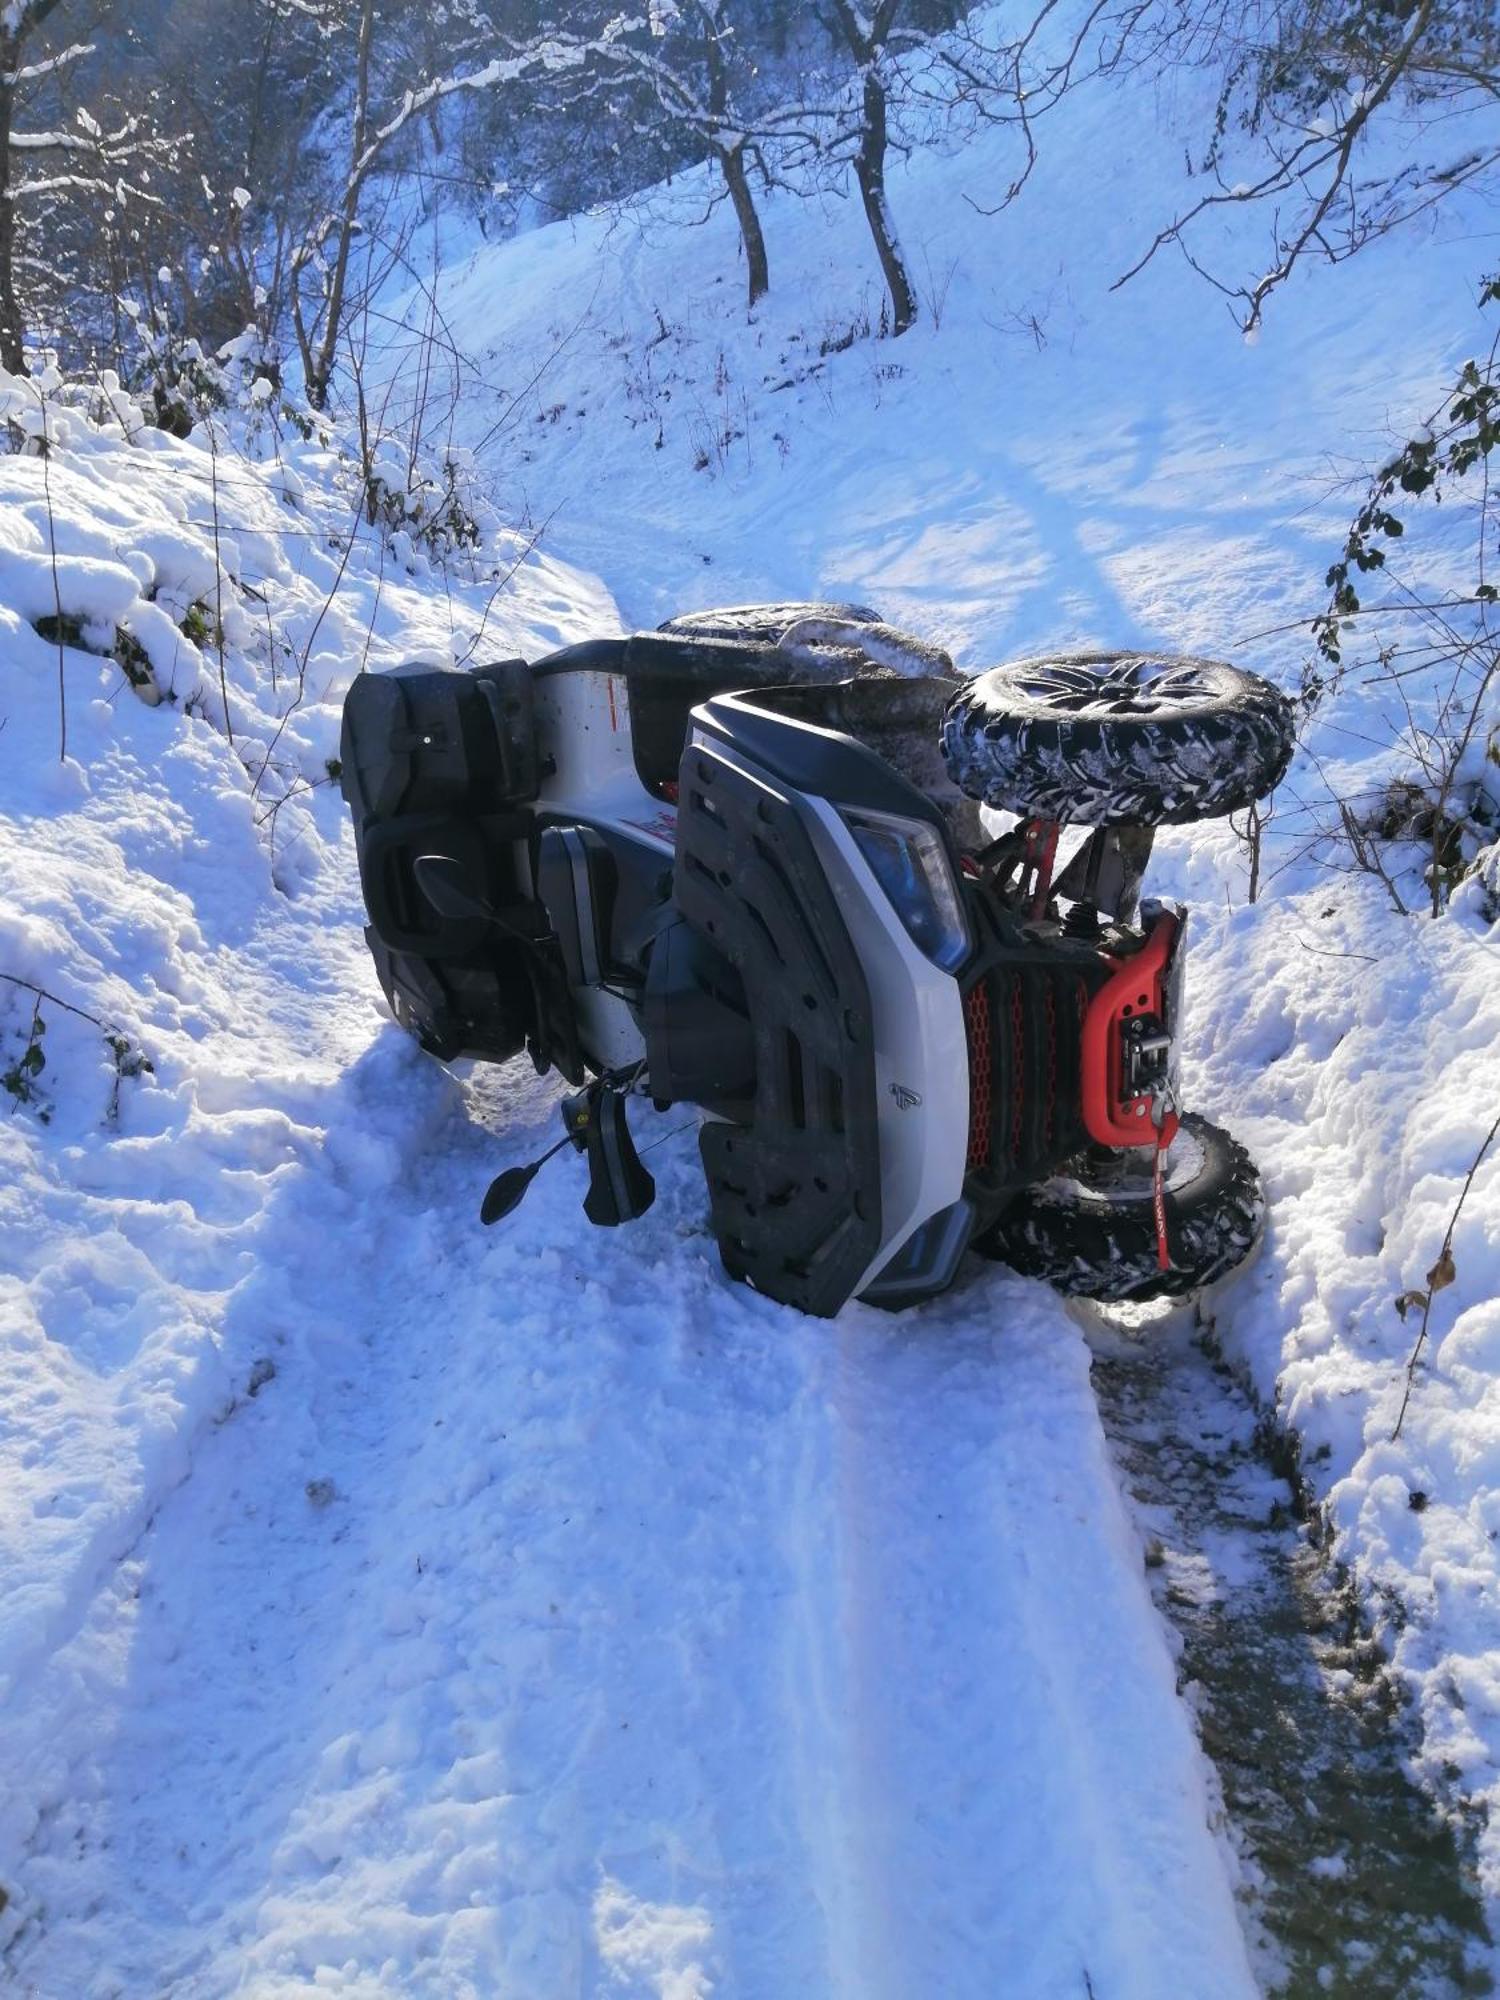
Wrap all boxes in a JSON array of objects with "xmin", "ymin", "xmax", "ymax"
[
  {"xmin": 0, "ymin": 372, "xmax": 1256, "ymax": 1997},
  {"xmin": 382, "ymin": 47, "xmax": 1500, "ymax": 1921},
  {"xmin": 1, "ymin": 39, "xmax": 1497, "ymax": 1999}
]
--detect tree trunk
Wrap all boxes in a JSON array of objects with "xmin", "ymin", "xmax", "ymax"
[
  {"xmin": 0, "ymin": 38, "xmax": 25, "ymax": 373},
  {"xmin": 718, "ymin": 142, "xmax": 769, "ymax": 307},
  {"xmin": 700, "ymin": 6, "xmax": 768, "ymax": 309},
  {"xmin": 853, "ymin": 62, "xmax": 916, "ymax": 336},
  {"xmin": 305, "ymin": 0, "xmax": 375, "ymax": 410}
]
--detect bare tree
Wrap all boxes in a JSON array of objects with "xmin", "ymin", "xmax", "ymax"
[
  {"xmin": 1116, "ymin": 0, "xmax": 1500, "ymax": 330},
  {"xmin": 820, "ymin": 0, "xmax": 1122, "ymax": 338},
  {"xmin": 1286, "ymin": 274, "xmax": 1500, "ymax": 916},
  {"xmin": 0, "ymin": 0, "xmax": 166, "ymax": 370},
  {"xmin": 578, "ymin": 0, "xmax": 819, "ymax": 309},
  {"xmin": 698, "ymin": 2, "xmax": 770, "ymax": 305},
  {"xmin": 829, "ymin": 0, "xmax": 919, "ymax": 334},
  {"xmin": 288, "ymin": 3, "xmax": 624, "ymax": 408},
  {"xmin": 132, "ymin": 0, "xmax": 340, "ymax": 367}
]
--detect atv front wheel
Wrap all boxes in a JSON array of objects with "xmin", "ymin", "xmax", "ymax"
[
  {"xmin": 975, "ymin": 1113, "xmax": 1264, "ymax": 1302},
  {"xmin": 941, "ymin": 651, "xmax": 1294, "ymax": 824}
]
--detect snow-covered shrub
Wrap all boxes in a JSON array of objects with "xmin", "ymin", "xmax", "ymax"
[
  {"xmin": 214, "ymin": 325, "xmax": 332, "ymax": 458},
  {"xmin": 1304, "ymin": 279, "xmax": 1500, "ymax": 916},
  {"xmin": 125, "ymin": 304, "xmax": 227, "ymax": 438},
  {"xmin": 1, "ymin": 999, "xmax": 48, "ymax": 1119},
  {"xmin": 0, "ymin": 358, "xmax": 144, "ymax": 454},
  {"xmin": 0, "ymin": 976, "xmax": 153, "ymax": 1130},
  {"xmin": 1455, "ymin": 834, "xmax": 1500, "ymax": 927},
  {"xmin": 360, "ymin": 434, "xmax": 495, "ymax": 572}
]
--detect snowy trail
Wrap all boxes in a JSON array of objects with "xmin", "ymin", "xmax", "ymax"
[
  {"xmin": 3, "ymin": 993, "xmax": 1253, "ymax": 1996},
  {"xmin": 780, "ymin": 1312, "xmax": 1256, "ymax": 1999}
]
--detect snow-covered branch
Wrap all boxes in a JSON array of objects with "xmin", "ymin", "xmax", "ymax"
[
  {"xmin": 1114, "ymin": 0, "xmax": 1495, "ymax": 329},
  {"xmin": 2, "ymin": 35, "xmax": 87, "ymax": 86}
]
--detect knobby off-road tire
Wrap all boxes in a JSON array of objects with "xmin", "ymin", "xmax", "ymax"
[
  {"xmin": 661, "ymin": 601, "xmax": 954, "ymax": 681},
  {"xmin": 976, "ymin": 1113, "xmax": 1264, "ymax": 1302},
  {"xmin": 659, "ymin": 601, "xmax": 883, "ymax": 644},
  {"xmin": 941, "ymin": 652, "xmax": 1295, "ymax": 825}
]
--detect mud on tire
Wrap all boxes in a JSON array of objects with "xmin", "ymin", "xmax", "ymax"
[
  {"xmin": 975, "ymin": 1113, "xmax": 1264, "ymax": 1303},
  {"xmin": 941, "ymin": 652, "xmax": 1295, "ymax": 825}
]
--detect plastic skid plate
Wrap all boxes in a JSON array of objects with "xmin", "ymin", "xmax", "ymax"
[{"xmin": 672, "ymin": 740, "xmax": 884, "ymax": 1317}]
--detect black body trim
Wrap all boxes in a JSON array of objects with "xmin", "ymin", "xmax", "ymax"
[
  {"xmin": 673, "ymin": 735, "xmax": 883, "ymax": 1317},
  {"xmin": 692, "ymin": 690, "xmax": 956, "ymax": 850},
  {"xmin": 340, "ymin": 659, "xmax": 581, "ymax": 1081}
]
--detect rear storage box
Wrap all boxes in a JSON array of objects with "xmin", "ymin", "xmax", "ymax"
[{"xmin": 339, "ymin": 661, "xmax": 569, "ymax": 1068}]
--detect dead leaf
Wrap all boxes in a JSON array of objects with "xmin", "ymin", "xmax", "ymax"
[{"xmin": 1427, "ymin": 1248, "xmax": 1457, "ymax": 1295}]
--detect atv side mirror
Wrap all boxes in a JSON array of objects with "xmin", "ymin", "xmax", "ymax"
[{"xmin": 414, "ymin": 853, "xmax": 495, "ymax": 924}]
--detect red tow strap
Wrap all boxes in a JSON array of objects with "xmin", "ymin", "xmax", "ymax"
[
  {"xmin": 1150, "ymin": 1094, "xmax": 1176, "ymax": 1271},
  {"xmin": 1152, "ymin": 1129, "xmax": 1171, "ymax": 1272}
]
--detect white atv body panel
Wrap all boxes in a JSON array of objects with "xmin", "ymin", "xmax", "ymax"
[{"xmin": 530, "ymin": 666, "xmax": 676, "ymax": 1072}]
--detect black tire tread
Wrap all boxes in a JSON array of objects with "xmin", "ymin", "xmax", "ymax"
[
  {"xmin": 976, "ymin": 1113, "xmax": 1264, "ymax": 1302},
  {"xmin": 941, "ymin": 651, "xmax": 1295, "ymax": 825}
]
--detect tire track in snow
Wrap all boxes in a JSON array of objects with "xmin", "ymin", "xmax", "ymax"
[
  {"xmin": 776, "ymin": 1286, "xmax": 1258, "ymax": 2000},
  {"xmin": 1089, "ymin": 1301, "xmax": 1494, "ymax": 1997},
  {"xmin": 2, "ymin": 1071, "xmax": 840, "ymax": 1995},
  {"xmin": 4, "ymin": 1047, "xmax": 1260, "ymax": 1998}
]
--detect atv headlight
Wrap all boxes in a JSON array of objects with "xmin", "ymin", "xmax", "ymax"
[{"xmin": 840, "ymin": 806, "xmax": 971, "ymax": 971}]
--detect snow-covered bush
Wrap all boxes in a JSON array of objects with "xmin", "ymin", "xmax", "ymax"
[
  {"xmin": 125, "ymin": 304, "xmax": 228, "ymax": 438},
  {"xmin": 1303, "ymin": 279, "xmax": 1500, "ymax": 917},
  {"xmin": 1, "ymin": 357, "xmax": 145, "ymax": 453},
  {"xmin": 360, "ymin": 434, "xmax": 496, "ymax": 573}
]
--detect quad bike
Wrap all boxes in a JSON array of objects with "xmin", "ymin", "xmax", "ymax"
[{"xmin": 338, "ymin": 603, "xmax": 1294, "ymax": 1316}]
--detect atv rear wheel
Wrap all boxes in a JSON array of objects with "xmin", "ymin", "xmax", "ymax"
[
  {"xmin": 660, "ymin": 601, "xmax": 953, "ymax": 678},
  {"xmin": 659, "ymin": 601, "xmax": 883, "ymax": 644},
  {"xmin": 941, "ymin": 652, "xmax": 1294, "ymax": 825},
  {"xmin": 974, "ymin": 1113, "xmax": 1264, "ymax": 1302}
]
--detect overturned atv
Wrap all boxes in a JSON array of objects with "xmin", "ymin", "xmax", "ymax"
[{"xmin": 339, "ymin": 604, "xmax": 1292, "ymax": 1316}]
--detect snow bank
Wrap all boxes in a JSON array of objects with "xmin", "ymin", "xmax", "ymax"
[{"xmin": 0, "ymin": 368, "xmax": 613, "ymax": 1930}]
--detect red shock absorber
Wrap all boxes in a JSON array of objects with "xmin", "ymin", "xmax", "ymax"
[{"xmin": 1021, "ymin": 819, "xmax": 1060, "ymax": 919}]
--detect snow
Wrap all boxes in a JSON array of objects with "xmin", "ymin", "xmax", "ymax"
[
  {"xmin": 0, "ymin": 31, "xmax": 1496, "ymax": 1998},
  {"xmin": 379, "ymin": 36, "xmax": 1500, "ymax": 1933},
  {"xmin": 0, "ymin": 362, "xmax": 1253, "ymax": 1993}
]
